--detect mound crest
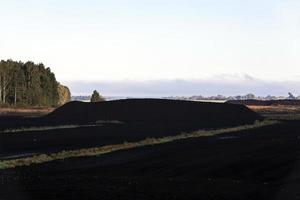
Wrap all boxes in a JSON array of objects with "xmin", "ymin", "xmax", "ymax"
[{"xmin": 45, "ymin": 99, "xmax": 262, "ymax": 128}]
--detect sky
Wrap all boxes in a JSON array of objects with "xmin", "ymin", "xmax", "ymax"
[{"xmin": 1, "ymin": 0, "xmax": 300, "ymax": 96}]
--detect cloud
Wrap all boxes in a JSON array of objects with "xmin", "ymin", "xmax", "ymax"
[{"xmin": 65, "ymin": 75, "xmax": 300, "ymax": 97}]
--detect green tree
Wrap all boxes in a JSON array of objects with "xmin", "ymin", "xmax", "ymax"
[
  {"xmin": 0, "ymin": 59, "xmax": 61, "ymax": 107},
  {"xmin": 90, "ymin": 90, "xmax": 105, "ymax": 102}
]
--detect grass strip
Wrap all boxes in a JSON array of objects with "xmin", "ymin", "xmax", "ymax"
[
  {"xmin": 0, "ymin": 120, "xmax": 278, "ymax": 170},
  {"xmin": 0, "ymin": 125, "xmax": 100, "ymax": 134},
  {"xmin": 1, "ymin": 121, "xmax": 124, "ymax": 134}
]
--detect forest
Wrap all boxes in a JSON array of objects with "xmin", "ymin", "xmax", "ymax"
[{"xmin": 0, "ymin": 59, "xmax": 68, "ymax": 107}]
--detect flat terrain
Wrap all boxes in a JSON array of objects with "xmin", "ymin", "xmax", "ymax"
[
  {"xmin": 1, "ymin": 120, "xmax": 300, "ymax": 199},
  {"xmin": 1, "ymin": 99, "xmax": 300, "ymax": 200},
  {"xmin": 0, "ymin": 123, "xmax": 208, "ymax": 159},
  {"xmin": 0, "ymin": 108, "xmax": 53, "ymax": 117},
  {"xmin": 227, "ymin": 99, "xmax": 300, "ymax": 106}
]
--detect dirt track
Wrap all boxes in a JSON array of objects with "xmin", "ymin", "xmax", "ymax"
[{"xmin": 1, "ymin": 120, "xmax": 300, "ymax": 200}]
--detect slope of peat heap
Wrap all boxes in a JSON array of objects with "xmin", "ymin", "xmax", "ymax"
[{"xmin": 45, "ymin": 99, "xmax": 263, "ymax": 128}]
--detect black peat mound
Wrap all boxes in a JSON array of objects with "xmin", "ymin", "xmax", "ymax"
[
  {"xmin": 227, "ymin": 99, "xmax": 300, "ymax": 106},
  {"xmin": 45, "ymin": 99, "xmax": 262, "ymax": 127}
]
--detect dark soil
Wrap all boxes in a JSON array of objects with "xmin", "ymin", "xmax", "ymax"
[
  {"xmin": 46, "ymin": 99, "xmax": 262, "ymax": 124},
  {"xmin": 0, "ymin": 99, "xmax": 262, "ymax": 131},
  {"xmin": 0, "ymin": 99, "xmax": 262, "ymax": 158},
  {"xmin": 2, "ymin": 99, "xmax": 291, "ymax": 200},
  {"xmin": 0, "ymin": 122, "xmax": 207, "ymax": 158},
  {"xmin": 1, "ymin": 120, "xmax": 300, "ymax": 199}
]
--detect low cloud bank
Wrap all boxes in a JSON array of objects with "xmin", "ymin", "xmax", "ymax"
[{"xmin": 66, "ymin": 78, "xmax": 300, "ymax": 97}]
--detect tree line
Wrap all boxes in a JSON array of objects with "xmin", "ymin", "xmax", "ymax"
[{"xmin": 0, "ymin": 59, "xmax": 60, "ymax": 107}]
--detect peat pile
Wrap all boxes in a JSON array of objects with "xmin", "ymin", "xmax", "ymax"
[
  {"xmin": 45, "ymin": 99, "xmax": 262, "ymax": 128},
  {"xmin": 227, "ymin": 99, "xmax": 300, "ymax": 106}
]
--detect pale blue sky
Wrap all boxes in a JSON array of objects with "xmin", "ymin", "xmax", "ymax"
[{"xmin": 1, "ymin": 0, "xmax": 300, "ymax": 95}]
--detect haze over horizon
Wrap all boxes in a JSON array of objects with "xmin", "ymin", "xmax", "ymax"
[
  {"xmin": 1, "ymin": 0, "xmax": 300, "ymax": 96},
  {"xmin": 67, "ymin": 76, "xmax": 300, "ymax": 97}
]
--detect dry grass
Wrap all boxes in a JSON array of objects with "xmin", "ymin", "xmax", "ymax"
[
  {"xmin": 0, "ymin": 120, "xmax": 278, "ymax": 170},
  {"xmin": 0, "ymin": 124, "xmax": 101, "ymax": 134},
  {"xmin": 248, "ymin": 105, "xmax": 300, "ymax": 120},
  {"xmin": 248, "ymin": 105, "xmax": 300, "ymax": 113},
  {"xmin": 0, "ymin": 107, "xmax": 53, "ymax": 117},
  {"xmin": 1, "ymin": 121, "xmax": 124, "ymax": 134}
]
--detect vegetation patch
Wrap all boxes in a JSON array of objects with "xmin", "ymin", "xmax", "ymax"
[
  {"xmin": 0, "ymin": 59, "xmax": 70, "ymax": 107},
  {"xmin": 1, "ymin": 121, "xmax": 124, "ymax": 134},
  {"xmin": 0, "ymin": 120, "xmax": 278, "ymax": 170},
  {"xmin": 0, "ymin": 125, "xmax": 94, "ymax": 134}
]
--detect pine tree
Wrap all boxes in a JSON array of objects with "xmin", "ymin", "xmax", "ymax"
[
  {"xmin": 0, "ymin": 59, "xmax": 61, "ymax": 107},
  {"xmin": 90, "ymin": 90, "xmax": 105, "ymax": 102}
]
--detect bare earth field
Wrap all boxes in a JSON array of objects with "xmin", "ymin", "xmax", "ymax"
[
  {"xmin": 229, "ymin": 99, "xmax": 300, "ymax": 120},
  {"xmin": 0, "ymin": 108, "xmax": 53, "ymax": 117},
  {"xmin": 1, "ymin": 100, "xmax": 300, "ymax": 200},
  {"xmin": 248, "ymin": 105, "xmax": 300, "ymax": 121},
  {"xmin": 248, "ymin": 105, "xmax": 300, "ymax": 114}
]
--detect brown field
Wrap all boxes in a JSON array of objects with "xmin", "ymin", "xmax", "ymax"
[
  {"xmin": 248, "ymin": 105, "xmax": 300, "ymax": 113},
  {"xmin": 0, "ymin": 107, "xmax": 54, "ymax": 117}
]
